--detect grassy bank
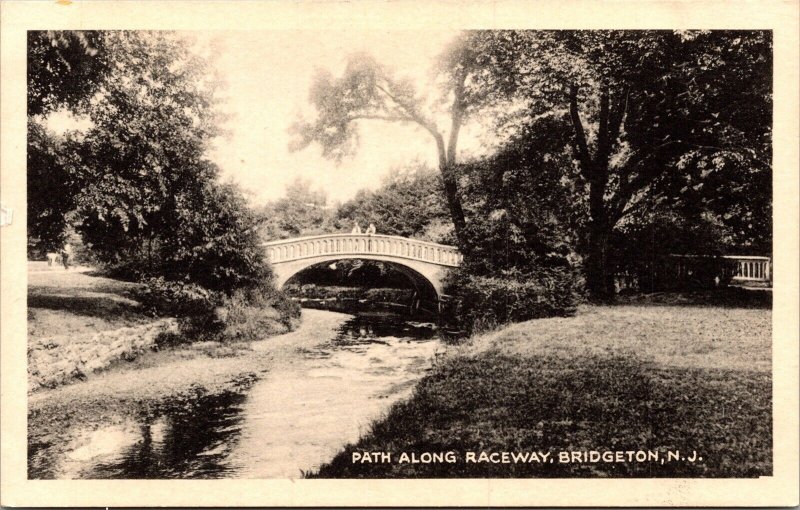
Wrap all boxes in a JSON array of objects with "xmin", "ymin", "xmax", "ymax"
[
  {"xmin": 28, "ymin": 264, "xmax": 303, "ymax": 392},
  {"xmin": 312, "ymin": 299, "xmax": 772, "ymax": 478},
  {"xmin": 29, "ymin": 305, "xmax": 350, "ymax": 471},
  {"xmin": 28, "ymin": 265, "xmax": 152, "ymax": 341}
]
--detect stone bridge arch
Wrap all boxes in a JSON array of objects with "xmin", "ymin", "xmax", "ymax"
[{"xmin": 263, "ymin": 234, "xmax": 463, "ymax": 299}]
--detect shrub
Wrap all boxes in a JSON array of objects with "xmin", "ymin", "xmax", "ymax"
[
  {"xmin": 443, "ymin": 266, "xmax": 578, "ymax": 334},
  {"xmin": 137, "ymin": 277, "xmax": 301, "ymax": 342},
  {"xmin": 284, "ymin": 283, "xmax": 414, "ymax": 303},
  {"xmin": 135, "ymin": 276, "xmax": 224, "ymax": 337},
  {"xmin": 660, "ymin": 255, "xmax": 739, "ymax": 290},
  {"xmin": 136, "ymin": 276, "xmax": 219, "ymax": 318},
  {"xmin": 216, "ymin": 284, "xmax": 301, "ymax": 342},
  {"xmin": 364, "ymin": 287, "xmax": 415, "ymax": 303}
]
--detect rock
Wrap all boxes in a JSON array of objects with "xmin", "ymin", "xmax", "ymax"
[
  {"xmin": 42, "ymin": 337, "xmax": 61, "ymax": 349},
  {"xmin": 49, "ymin": 359, "xmax": 74, "ymax": 375},
  {"xmin": 84, "ymin": 359, "xmax": 106, "ymax": 372},
  {"xmin": 110, "ymin": 338, "xmax": 127, "ymax": 350},
  {"xmin": 70, "ymin": 365, "xmax": 87, "ymax": 381}
]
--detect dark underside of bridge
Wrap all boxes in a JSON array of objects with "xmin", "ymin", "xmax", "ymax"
[{"xmin": 283, "ymin": 259, "xmax": 440, "ymax": 315}]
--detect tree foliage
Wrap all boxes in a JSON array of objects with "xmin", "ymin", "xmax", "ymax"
[
  {"xmin": 259, "ymin": 178, "xmax": 335, "ymax": 240},
  {"xmin": 290, "ymin": 51, "xmax": 480, "ymax": 242},
  {"xmin": 457, "ymin": 115, "xmax": 582, "ymax": 276},
  {"xmin": 27, "ymin": 31, "xmax": 111, "ymax": 116},
  {"xmin": 457, "ymin": 30, "xmax": 772, "ymax": 299},
  {"xmin": 27, "ymin": 122, "xmax": 84, "ymax": 253},
  {"xmin": 336, "ymin": 162, "xmax": 450, "ymax": 241},
  {"xmin": 28, "ymin": 31, "xmax": 274, "ymax": 296},
  {"xmin": 27, "ymin": 30, "xmax": 111, "ymax": 253}
]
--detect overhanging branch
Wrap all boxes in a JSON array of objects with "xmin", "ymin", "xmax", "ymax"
[{"xmin": 569, "ymin": 84, "xmax": 593, "ymax": 178}]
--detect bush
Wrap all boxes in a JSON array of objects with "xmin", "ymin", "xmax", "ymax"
[
  {"xmin": 443, "ymin": 267, "xmax": 578, "ymax": 334},
  {"xmin": 284, "ymin": 283, "xmax": 414, "ymax": 303},
  {"xmin": 660, "ymin": 255, "xmax": 739, "ymax": 290},
  {"xmin": 216, "ymin": 284, "xmax": 301, "ymax": 342},
  {"xmin": 137, "ymin": 277, "xmax": 301, "ymax": 342},
  {"xmin": 135, "ymin": 277, "xmax": 220, "ymax": 334},
  {"xmin": 136, "ymin": 276, "xmax": 219, "ymax": 318}
]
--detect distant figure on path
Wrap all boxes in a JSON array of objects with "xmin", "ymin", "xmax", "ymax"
[
  {"xmin": 46, "ymin": 252, "xmax": 59, "ymax": 267},
  {"xmin": 366, "ymin": 223, "xmax": 376, "ymax": 234},
  {"xmin": 60, "ymin": 243, "xmax": 72, "ymax": 270},
  {"xmin": 351, "ymin": 222, "xmax": 362, "ymax": 234}
]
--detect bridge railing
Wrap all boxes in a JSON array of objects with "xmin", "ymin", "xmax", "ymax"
[
  {"xmin": 263, "ymin": 233, "xmax": 463, "ymax": 267},
  {"xmin": 723, "ymin": 255, "xmax": 771, "ymax": 283}
]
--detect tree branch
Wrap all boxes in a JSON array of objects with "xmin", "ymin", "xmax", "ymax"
[
  {"xmin": 569, "ymin": 84, "xmax": 592, "ymax": 178},
  {"xmin": 374, "ymin": 81, "xmax": 441, "ymax": 140},
  {"xmin": 597, "ymin": 86, "xmax": 610, "ymax": 165},
  {"xmin": 616, "ymin": 194, "xmax": 651, "ymax": 221},
  {"xmin": 611, "ymin": 147, "xmax": 675, "ymax": 221},
  {"xmin": 347, "ymin": 114, "xmax": 414, "ymax": 123},
  {"xmin": 446, "ymin": 69, "xmax": 467, "ymax": 165},
  {"xmin": 608, "ymin": 85, "xmax": 630, "ymax": 145}
]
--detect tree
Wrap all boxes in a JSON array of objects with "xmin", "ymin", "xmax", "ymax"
[
  {"xmin": 457, "ymin": 114, "xmax": 582, "ymax": 276},
  {"xmin": 336, "ymin": 162, "xmax": 450, "ymax": 241},
  {"xmin": 27, "ymin": 31, "xmax": 111, "ymax": 117},
  {"xmin": 26, "ymin": 122, "xmax": 84, "ymax": 254},
  {"xmin": 460, "ymin": 30, "xmax": 772, "ymax": 300},
  {"xmin": 290, "ymin": 51, "xmax": 477, "ymax": 244},
  {"xmin": 27, "ymin": 31, "xmax": 112, "ymax": 254},
  {"xmin": 259, "ymin": 178, "xmax": 336, "ymax": 239},
  {"xmin": 27, "ymin": 31, "xmax": 274, "ymax": 293},
  {"xmin": 71, "ymin": 31, "xmax": 224, "ymax": 274},
  {"xmin": 165, "ymin": 175, "xmax": 273, "ymax": 293}
]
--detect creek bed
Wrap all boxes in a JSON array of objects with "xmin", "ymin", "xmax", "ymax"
[{"xmin": 28, "ymin": 312, "xmax": 442, "ymax": 479}]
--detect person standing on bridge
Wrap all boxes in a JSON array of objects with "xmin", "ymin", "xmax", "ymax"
[
  {"xmin": 366, "ymin": 223, "xmax": 376, "ymax": 234},
  {"xmin": 351, "ymin": 221, "xmax": 362, "ymax": 234}
]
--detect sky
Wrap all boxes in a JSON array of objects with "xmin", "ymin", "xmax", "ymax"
[
  {"xmin": 44, "ymin": 30, "xmax": 474, "ymax": 206},
  {"xmin": 203, "ymin": 30, "xmax": 465, "ymax": 206}
]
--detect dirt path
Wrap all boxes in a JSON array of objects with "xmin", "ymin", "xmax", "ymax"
[{"xmin": 29, "ymin": 309, "xmax": 351, "ymax": 441}]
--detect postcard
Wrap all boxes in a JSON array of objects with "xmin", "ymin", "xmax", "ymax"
[{"xmin": 1, "ymin": 0, "xmax": 797, "ymax": 506}]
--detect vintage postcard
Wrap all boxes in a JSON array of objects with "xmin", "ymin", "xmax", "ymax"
[{"xmin": 1, "ymin": 0, "xmax": 798, "ymax": 507}]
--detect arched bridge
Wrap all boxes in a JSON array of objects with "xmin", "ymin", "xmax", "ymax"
[{"xmin": 263, "ymin": 233, "xmax": 463, "ymax": 298}]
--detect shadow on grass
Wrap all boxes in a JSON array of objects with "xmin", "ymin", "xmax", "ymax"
[
  {"xmin": 310, "ymin": 352, "xmax": 772, "ymax": 478},
  {"xmin": 616, "ymin": 287, "xmax": 771, "ymax": 309},
  {"xmin": 27, "ymin": 294, "xmax": 144, "ymax": 320}
]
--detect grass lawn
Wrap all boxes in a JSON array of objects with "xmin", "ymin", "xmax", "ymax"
[
  {"xmin": 27, "ymin": 264, "xmax": 152, "ymax": 341},
  {"xmin": 313, "ymin": 297, "xmax": 772, "ymax": 478}
]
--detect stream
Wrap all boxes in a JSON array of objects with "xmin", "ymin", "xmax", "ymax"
[{"xmin": 28, "ymin": 312, "xmax": 442, "ymax": 479}]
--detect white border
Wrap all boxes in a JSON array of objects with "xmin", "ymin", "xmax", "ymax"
[{"xmin": 1, "ymin": 1, "xmax": 797, "ymax": 506}]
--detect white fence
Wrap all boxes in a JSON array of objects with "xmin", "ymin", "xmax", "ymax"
[{"xmin": 724, "ymin": 255, "xmax": 771, "ymax": 283}]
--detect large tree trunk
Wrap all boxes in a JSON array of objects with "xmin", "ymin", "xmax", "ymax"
[
  {"xmin": 585, "ymin": 174, "xmax": 617, "ymax": 302},
  {"xmin": 434, "ymin": 132, "xmax": 467, "ymax": 246},
  {"xmin": 586, "ymin": 217, "xmax": 616, "ymax": 302},
  {"xmin": 440, "ymin": 164, "xmax": 467, "ymax": 244},
  {"xmin": 569, "ymin": 84, "xmax": 626, "ymax": 302}
]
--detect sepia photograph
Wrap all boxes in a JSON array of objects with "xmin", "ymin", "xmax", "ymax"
[{"xmin": 2, "ymin": 0, "xmax": 798, "ymax": 507}]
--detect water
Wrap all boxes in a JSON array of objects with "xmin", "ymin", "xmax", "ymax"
[{"xmin": 28, "ymin": 312, "xmax": 442, "ymax": 479}]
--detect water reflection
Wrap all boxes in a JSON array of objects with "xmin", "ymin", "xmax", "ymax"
[{"xmin": 29, "ymin": 312, "xmax": 441, "ymax": 479}]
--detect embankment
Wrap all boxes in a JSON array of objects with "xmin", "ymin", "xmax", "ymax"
[
  {"xmin": 28, "ymin": 318, "xmax": 178, "ymax": 391},
  {"xmin": 310, "ymin": 301, "xmax": 772, "ymax": 478},
  {"xmin": 29, "ymin": 307, "xmax": 351, "ymax": 460}
]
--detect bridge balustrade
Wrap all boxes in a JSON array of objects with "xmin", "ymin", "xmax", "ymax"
[
  {"xmin": 724, "ymin": 255, "xmax": 771, "ymax": 282},
  {"xmin": 263, "ymin": 234, "xmax": 463, "ymax": 267}
]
